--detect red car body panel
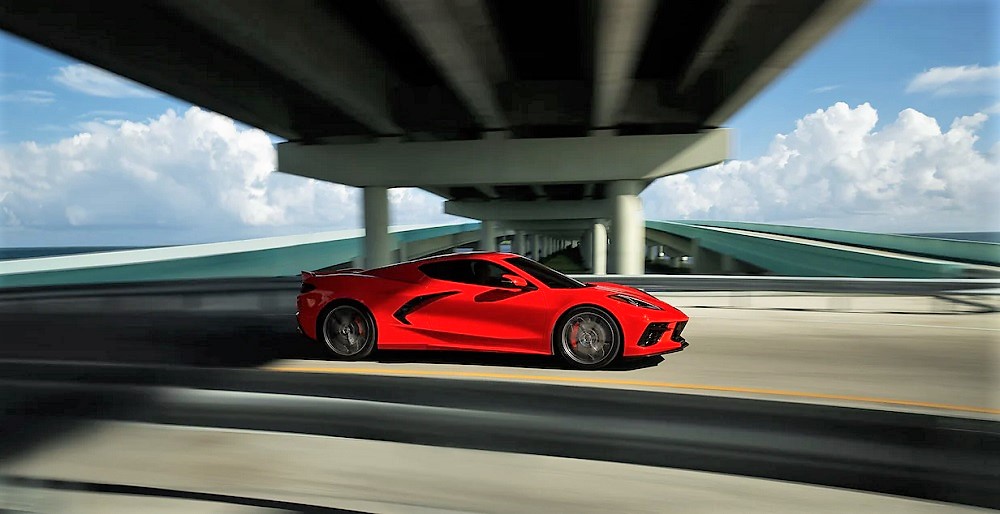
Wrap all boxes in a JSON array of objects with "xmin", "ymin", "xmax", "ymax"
[{"xmin": 296, "ymin": 252, "xmax": 689, "ymax": 358}]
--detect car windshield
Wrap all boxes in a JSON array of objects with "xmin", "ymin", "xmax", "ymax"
[{"xmin": 506, "ymin": 256, "xmax": 587, "ymax": 289}]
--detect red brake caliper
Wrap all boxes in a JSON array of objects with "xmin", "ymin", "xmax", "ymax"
[
  {"xmin": 569, "ymin": 321, "xmax": 580, "ymax": 348},
  {"xmin": 354, "ymin": 316, "xmax": 365, "ymax": 337}
]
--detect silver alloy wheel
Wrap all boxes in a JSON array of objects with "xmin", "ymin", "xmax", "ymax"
[
  {"xmin": 322, "ymin": 305, "xmax": 372, "ymax": 357},
  {"xmin": 560, "ymin": 311, "xmax": 617, "ymax": 365}
]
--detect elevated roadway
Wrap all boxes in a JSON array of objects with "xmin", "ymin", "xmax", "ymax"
[
  {"xmin": 647, "ymin": 221, "xmax": 1000, "ymax": 278},
  {"xmin": 687, "ymin": 220, "xmax": 1000, "ymax": 266}
]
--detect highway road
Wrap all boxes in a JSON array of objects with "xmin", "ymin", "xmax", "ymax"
[
  {"xmin": 0, "ymin": 289, "xmax": 996, "ymax": 416},
  {"xmin": 1, "ymin": 287, "xmax": 997, "ymax": 512},
  {"xmin": 264, "ymin": 298, "xmax": 998, "ymax": 416}
]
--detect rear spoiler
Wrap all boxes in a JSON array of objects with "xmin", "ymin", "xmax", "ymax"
[{"xmin": 301, "ymin": 268, "xmax": 365, "ymax": 281}]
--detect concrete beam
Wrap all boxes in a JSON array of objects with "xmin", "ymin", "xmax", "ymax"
[
  {"xmin": 278, "ymin": 130, "xmax": 729, "ymax": 187},
  {"xmin": 705, "ymin": 0, "xmax": 865, "ymax": 126},
  {"xmin": 474, "ymin": 185, "xmax": 498, "ymax": 199},
  {"xmin": 387, "ymin": 0, "xmax": 508, "ymax": 129},
  {"xmin": 645, "ymin": 229, "xmax": 694, "ymax": 256},
  {"xmin": 401, "ymin": 231, "xmax": 479, "ymax": 260},
  {"xmin": 592, "ymin": 0, "xmax": 657, "ymax": 127},
  {"xmin": 677, "ymin": 0, "xmax": 753, "ymax": 93},
  {"xmin": 497, "ymin": 219, "xmax": 598, "ymax": 232},
  {"xmin": 165, "ymin": 0, "xmax": 401, "ymax": 135},
  {"xmin": 446, "ymin": 199, "xmax": 613, "ymax": 221}
]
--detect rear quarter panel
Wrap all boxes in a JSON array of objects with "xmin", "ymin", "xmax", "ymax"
[{"xmin": 297, "ymin": 274, "xmax": 427, "ymax": 341}]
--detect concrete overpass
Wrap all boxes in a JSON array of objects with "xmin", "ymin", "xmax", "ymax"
[{"xmin": 1, "ymin": 0, "xmax": 865, "ymax": 273}]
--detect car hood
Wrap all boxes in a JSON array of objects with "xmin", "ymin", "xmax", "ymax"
[{"xmin": 586, "ymin": 282, "xmax": 687, "ymax": 318}]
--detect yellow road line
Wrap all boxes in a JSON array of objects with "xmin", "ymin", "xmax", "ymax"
[{"xmin": 261, "ymin": 364, "xmax": 1000, "ymax": 415}]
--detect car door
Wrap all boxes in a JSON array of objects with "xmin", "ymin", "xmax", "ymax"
[{"xmin": 404, "ymin": 259, "xmax": 553, "ymax": 353}]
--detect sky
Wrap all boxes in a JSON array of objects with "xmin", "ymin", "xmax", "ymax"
[{"xmin": 0, "ymin": 0, "xmax": 998, "ymax": 247}]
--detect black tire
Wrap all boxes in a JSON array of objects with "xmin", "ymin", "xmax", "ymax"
[
  {"xmin": 553, "ymin": 306, "xmax": 621, "ymax": 370},
  {"xmin": 317, "ymin": 302, "xmax": 377, "ymax": 360}
]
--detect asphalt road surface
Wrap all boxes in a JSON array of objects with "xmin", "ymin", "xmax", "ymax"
[
  {"xmin": 1, "ymin": 292, "xmax": 996, "ymax": 416},
  {"xmin": 2, "ymin": 291, "xmax": 997, "ymax": 512}
]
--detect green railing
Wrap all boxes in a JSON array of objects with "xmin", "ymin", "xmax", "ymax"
[
  {"xmin": 685, "ymin": 220, "xmax": 1000, "ymax": 266},
  {"xmin": 646, "ymin": 221, "xmax": 972, "ymax": 278},
  {"xmin": 0, "ymin": 223, "xmax": 479, "ymax": 289}
]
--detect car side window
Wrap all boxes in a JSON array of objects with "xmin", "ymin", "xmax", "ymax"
[
  {"xmin": 419, "ymin": 261, "xmax": 474, "ymax": 283},
  {"xmin": 469, "ymin": 260, "xmax": 510, "ymax": 287},
  {"xmin": 419, "ymin": 260, "xmax": 513, "ymax": 287}
]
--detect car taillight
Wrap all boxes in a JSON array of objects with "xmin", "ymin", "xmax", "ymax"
[{"xmin": 300, "ymin": 282, "xmax": 316, "ymax": 293}]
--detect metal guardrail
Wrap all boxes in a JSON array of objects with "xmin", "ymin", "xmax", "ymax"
[
  {"xmin": 0, "ymin": 223, "xmax": 481, "ymax": 289},
  {"xmin": 1, "ymin": 361, "xmax": 996, "ymax": 509}
]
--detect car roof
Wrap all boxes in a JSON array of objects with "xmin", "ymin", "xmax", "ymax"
[
  {"xmin": 408, "ymin": 251, "xmax": 519, "ymax": 265},
  {"xmin": 362, "ymin": 251, "xmax": 520, "ymax": 275},
  {"xmin": 357, "ymin": 252, "xmax": 522, "ymax": 283}
]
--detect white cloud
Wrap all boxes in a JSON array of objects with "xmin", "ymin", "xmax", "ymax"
[
  {"xmin": 810, "ymin": 85, "xmax": 840, "ymax": 94},
  {"xmin": 0, "ymin": 90, "xmax": 55, "ymax": 104},
  {"xmin": 643, "ymin": 102, "xmax": 1000, "ymax": 233},
  {"xmin": 906, "ymin": 63, "xmax": 1000, "ymax": 96},
  {"xmin": 0, "ymin": 107, "xmax": 462, "ymax": 246},
  {"xmin": 53, "ymin": 64, "xmax": 158, "ymax": 98},
  {"xmin": 2, "ymin": 103, "xmax": 996, "ymax": 246}
]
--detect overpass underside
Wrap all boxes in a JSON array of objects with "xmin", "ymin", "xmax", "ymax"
[{"xmin": 0, "ymin": 0, "xmax": 865, "ymax": 274}]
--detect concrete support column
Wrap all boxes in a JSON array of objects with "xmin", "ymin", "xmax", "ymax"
[
  {"xmin": 691, "ymin": 238, "xmax": 724, "ymax": 274},
  {"xmin": 363, "ymin": 186, "xmax": 390, "ymax": 269},
  {"xmin": 580, "ymin": 230, "xmax": 593, "ymax": 270},
  {"xmin": 479, "ymin": 220, "xmax": 497, "ymax": 251},
  {"xmin": 648, "ymin": 245, "xmax": 658, "ymax": 261},
  {"xmin": 592, "ymin": 222, "xmax": 608, "ymax": 275},
  {"xmin": 513, "ymin": 231, "xmax": 526, "ymax": 255},
  {"xmin": 531, "ymin": 234, "xmax": 540, "ymax": 260},
  {"xmin": 608, "ymin": 180, "xmax": 645, "ymax": 275}
]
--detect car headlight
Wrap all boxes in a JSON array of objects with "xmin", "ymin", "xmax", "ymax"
[{"xmin": 609, "ymin": 294, "xmax": 662, "ymax": 310}]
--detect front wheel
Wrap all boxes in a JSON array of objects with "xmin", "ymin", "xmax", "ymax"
[
  {"xmin": 554, "ymin": 307, "xmax": 621, "ymax": 370},
  {"xmin": 319, "ymin": 303, "xmax": 376, "ymax": 360}
]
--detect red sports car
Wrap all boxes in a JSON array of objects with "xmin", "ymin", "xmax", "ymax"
[{"xmin": 296, "ymin": 252, "xmax": 688, "ymax": 369}]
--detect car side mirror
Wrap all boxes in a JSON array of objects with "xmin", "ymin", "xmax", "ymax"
[{"xmin": 499, "ymin": 274, "xmax": 529, "ymax": 289}]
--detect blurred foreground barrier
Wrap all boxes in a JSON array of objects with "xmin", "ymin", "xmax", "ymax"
[{"xmin": 0, "ymin": 361, "xmax": 996, "ymax": 509}]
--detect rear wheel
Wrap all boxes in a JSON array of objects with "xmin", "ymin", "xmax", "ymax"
[
  {"xmin": 554, "ymin": 307, "xmax": 621, "ymax": 369},
  {"xmin": 319, "ymin": 303, "xmax": 376, "ymax": 360}
]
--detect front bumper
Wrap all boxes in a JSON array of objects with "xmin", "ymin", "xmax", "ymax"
[{"xmin": 624, "ymin": 320, "xmax": 688, "ymax": 357}]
